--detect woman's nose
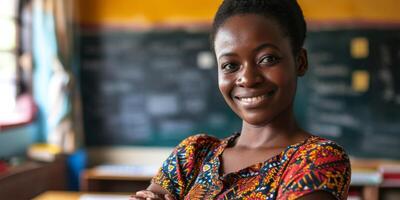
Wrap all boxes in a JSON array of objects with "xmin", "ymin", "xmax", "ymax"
[{"xmin": 235, "ymin": 64, "xmax": 263, "ymax": 87}]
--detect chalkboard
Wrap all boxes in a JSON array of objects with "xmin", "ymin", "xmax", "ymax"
[
  {"xmin": 79, "ymin": 30, "xmax": 241, "ymax": 147},
  {"xmin": 296, "ymin": 29, "xmax": 400, "ymax": 159},
  {"xmin": 79, "ymin": 28, "xmax": 400, "ymax": 159}
]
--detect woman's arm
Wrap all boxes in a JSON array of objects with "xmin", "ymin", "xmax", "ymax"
[
  {"xmin": 147, "ymin": 183, "xmax": 174, "ymax": 196},
  {"xmin": 131, "ymin": 135, "xmax": 219, "ymax": 200},
  {"xmin": 130, "ymin": 183, "xmax": 175, "ymax": 200},
  {"xmin": 297, "ymin": 191, "xmax": 337, "ymax": 200}
]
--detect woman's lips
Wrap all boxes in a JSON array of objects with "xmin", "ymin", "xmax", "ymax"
[{"xmin": 234, "ymin": 90, "xmax": 276, "ymax": 107}]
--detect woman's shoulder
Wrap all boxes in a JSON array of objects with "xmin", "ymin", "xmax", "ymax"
[
  {"xmin": 293, "ymin": 135, "xmax": 350, "ymax": 164},
  {"xmin": 173, "ymin": 133, "xmax": 225, "ymax": 155},
  {"xmin": 178, "ymin": 133, "xmax": 221, "ymax": 145},
  {"xmin": 302, "ymin": 135, "xmax": 347, "ymax": 152},
  {"xmin": 279, "ymin": 135, "xmax": 351, "ymax": 200}
]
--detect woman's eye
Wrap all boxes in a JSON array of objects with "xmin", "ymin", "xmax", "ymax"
[
  {"xmin": 221, "ymin": 63, "xmax": 239, "ymax": 72},
  {"xmin": 259, "ymin": 55, "xmax": 280, "ymax": 65}
]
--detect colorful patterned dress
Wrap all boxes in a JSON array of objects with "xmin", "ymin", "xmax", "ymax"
[{"xmin": 152, "ymin": 133, "xmax": 351, "ymax": 200}]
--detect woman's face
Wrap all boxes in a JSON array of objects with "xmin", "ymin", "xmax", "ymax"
[{"xmin": 214, "ymin": 14, "xmax": 307, "ymax": 126}]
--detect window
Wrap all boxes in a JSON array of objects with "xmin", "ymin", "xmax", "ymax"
[{"xmin": 0, "ymin": 0, "xmax": 36, "ymax": 131}]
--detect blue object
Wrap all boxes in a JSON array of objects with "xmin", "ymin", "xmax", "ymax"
[{"xmin": 67, "ymin": 149, "xmax": 87, "ymax": 190}]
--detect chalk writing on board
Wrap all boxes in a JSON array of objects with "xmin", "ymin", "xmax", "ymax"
[
  {"xmin": 300, "ymin": 30, "xmax": 400, "ymax": 159},
  {"xmin": 146, "ymin": 94, "xmax": 179, "ymax": 117}
]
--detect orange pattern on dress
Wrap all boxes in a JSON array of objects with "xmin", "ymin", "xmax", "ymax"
[{"xmin": 152, "ymin": 133, "xmax": 351, "ymax": 200}]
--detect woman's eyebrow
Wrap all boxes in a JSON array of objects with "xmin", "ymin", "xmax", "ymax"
[
  {"xmin": 218, "ymin": 52, "xmax": 237, "ymax": 60},
  {"xmin": 218, "ymin": 43, "xmax": 280, "ymax": 59},
  {"xmin": 218, "ymin": 43, "xmax": 279, "ymax": 59}
]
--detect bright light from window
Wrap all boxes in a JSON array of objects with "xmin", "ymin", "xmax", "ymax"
[
  {"xmin": 0, "ymin": 19, "xmax": 16, "ymax": 51},
  {"xmin": 0, "ymin": 0, "xmax": 18, "ymax": 18},
  {"xmin": 0, "ymin": 0, "xmax": 18, "ymax": 119},
  {"xmin": 0, "ymin": 53, "xmax": 17, "ymax": 77},
  {"xmin": 0, "ymin": 52, "xmax": 17, "ymax": 113}
]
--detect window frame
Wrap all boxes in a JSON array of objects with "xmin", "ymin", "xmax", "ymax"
[{"xmin": 0, "ymin": 0, "xmax": 36, "ymax": 132}]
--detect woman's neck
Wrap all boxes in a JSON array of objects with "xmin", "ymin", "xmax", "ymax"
[{"xmin": 235, "ymin": 108, "xmax": 310, "ymax": 149}]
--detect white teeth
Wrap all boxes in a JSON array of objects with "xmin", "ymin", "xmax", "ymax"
[
  {"xmin": 239, "ymin": 95, "xmax": 267, "ymax": 103},
  {"xmin": 237, "ymin": 90, "xmax": 276, "ymax": 104}
]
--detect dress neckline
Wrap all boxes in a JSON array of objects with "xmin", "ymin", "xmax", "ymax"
[{"xmin": 214, "ymin": 133, "xmax": 317, "ymax": 178}]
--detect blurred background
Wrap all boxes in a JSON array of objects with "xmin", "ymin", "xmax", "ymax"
[{"xmin": 0, "ymin": 0, "xmax": 399, "ymax": 199}]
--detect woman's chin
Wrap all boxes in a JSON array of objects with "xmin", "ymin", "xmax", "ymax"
[{"xmin": 242, "ymin": 115, "xmax": 274, "ymax": 127}]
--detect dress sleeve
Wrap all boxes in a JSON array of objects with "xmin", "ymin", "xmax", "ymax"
[
  {"xmin": 277, "ymin": 141, "xmax": 351, "ymax": 200},
  {"xmin": 151, "ymin": 134, "xmax": 219, "ymax": 199}
]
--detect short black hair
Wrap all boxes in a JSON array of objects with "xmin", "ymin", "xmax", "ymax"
[{"xmin": 211, "ymin": 0, "xmax": 307, "ymax": 55}]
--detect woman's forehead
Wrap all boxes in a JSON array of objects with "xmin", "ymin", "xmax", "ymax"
[{"xmin": 214, "ymin": 14, "xmax": 289, "ymax": 56}]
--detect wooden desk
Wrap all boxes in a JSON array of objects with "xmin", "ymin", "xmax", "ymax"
[
  {"xmin": 81, "ymin": 167, "xmax": 154, "ymax": 192},
  {"xmin": 0, "ymin": 157, "xmax": 67, "ymax": 200},
  {"xmin": 33, "ymin": 191, "xmax": 131, "ymax": 200}
]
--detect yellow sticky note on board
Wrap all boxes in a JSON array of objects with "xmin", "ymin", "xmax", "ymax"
[
  {"xmin": 352, "ymin": 70, "xmax": 370, "ymax": 92},
  {"xmin": 351, "ymin": 37, "xmax": 369, "ymax": 59}
]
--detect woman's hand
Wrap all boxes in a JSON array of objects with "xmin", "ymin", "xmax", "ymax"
[{"xmin": 130, "ymin": 190, "xmax": 176, "ymax": 200}]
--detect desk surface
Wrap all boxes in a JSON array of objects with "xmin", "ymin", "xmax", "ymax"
[
  {"xmin": 83, "ymin": 168, "xmax": 153, "ymax": 181},
  {"xmin": 33, "ymin": 191, "xmax": 132, "ymax": 200}
]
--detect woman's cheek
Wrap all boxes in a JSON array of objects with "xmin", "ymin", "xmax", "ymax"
[{"xmin": 218, "ymin": 75, "xmax": 233, "ymax": 93}]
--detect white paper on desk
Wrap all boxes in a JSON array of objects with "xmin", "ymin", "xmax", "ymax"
[
  {"xmin": 80, "ymin": 194, "xmax": 130, "ymax": 200},
  {"xmin": 93, "ymin": 164, "xmax": 159, "ymax": 177}
]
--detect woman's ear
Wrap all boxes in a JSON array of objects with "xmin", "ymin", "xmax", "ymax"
[{"xmin": 296, "ymin": 48, "xmax": 308, "ymax": 77}]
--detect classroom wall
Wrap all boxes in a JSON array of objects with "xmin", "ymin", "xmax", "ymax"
[
  {"xmin": 74, "ymin": 0, "xmax": 400, "ymax": 25},
  {"xmin": 0, "ymin": 124, "xmax": 38, "ymax": 158}
]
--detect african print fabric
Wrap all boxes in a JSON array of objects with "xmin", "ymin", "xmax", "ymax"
[{"xmin": 152, "ymin": 133, "xmax": 351, "ymax": 200}]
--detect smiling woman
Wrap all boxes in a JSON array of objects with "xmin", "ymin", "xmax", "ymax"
[
  {"xmin": 131, "ymin": 0, "xmax": 351, "ymax": 200},
  {"xmin": 215, "ymin": 14, "xmax": 305, "ymax": 127}
]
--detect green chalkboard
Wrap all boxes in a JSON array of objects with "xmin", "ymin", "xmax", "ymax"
[
  {"xmin": 296, "ymin": 29, "xmax": 400, "ymax": 159},
  {"xmin": 79, "ymin": 28, "xmax": 400, "ymax": 159},
  {"xmin": 79, "ymin": 30, "xmax": 241, "ymax": 147}
]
